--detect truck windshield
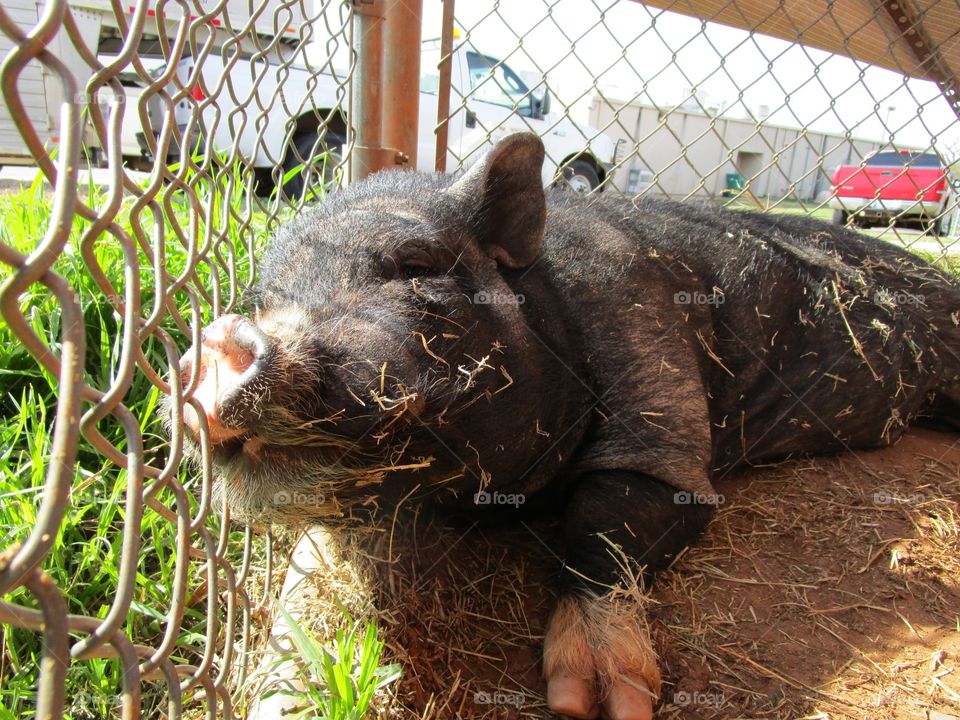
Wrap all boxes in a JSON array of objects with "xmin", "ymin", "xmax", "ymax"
[
  {"xmin": 466, "ymin": 51, "xmax": 533, "ymax": 115},
  {"xmin": 866, "ymin": 151, "xmax": 942, "ymax": 168},
  {"xmin": 421, "ymin": 45, "xmax": 440, "ymax": 94}
]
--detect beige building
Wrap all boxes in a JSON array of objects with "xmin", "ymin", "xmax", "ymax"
[{"xmin": 590, "ymin": 97, "xmax": 885, "ymax": 201}]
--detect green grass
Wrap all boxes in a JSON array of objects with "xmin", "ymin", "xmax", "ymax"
[
  {"xmin": 915, "ymin": 250, "xmax": 960, "ymax": 276},
  {"xmin": 724, "ymin": 195, "xmax": 960, "ymax": 274},
  {"xmin": 723, "ymin": 195, "xmax": 835, "ymax": 221},
  {"xmin": 0, "ymin": 164, "xmax": 265, "ymax": 718},
  {"xmin": 0, "ymin": 155, "xmax": 385, "ymax": 720},
  {"xmin": 270, "ymin": 607, "xmax": 401, "ymax": 720}
]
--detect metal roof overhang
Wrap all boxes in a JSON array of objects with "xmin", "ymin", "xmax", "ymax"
[{"xmin": 633, "ymin": 0, "xmax": 960, "ymax": 117}]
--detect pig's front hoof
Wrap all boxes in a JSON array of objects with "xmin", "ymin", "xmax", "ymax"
[
  {"xmin": 547, "ymin": 675, "xmax": 654, "ymax": 720},
  {"xmin": 602, "ymin": 679, "xmax": 655, "ymax": 719},
  {"xmin": 544, "ymin": 593, "xmax": 660, "ymax": 720},
  {"xmin": 547, "ymin": 672, "xmax": 599, "ymax": 718}
]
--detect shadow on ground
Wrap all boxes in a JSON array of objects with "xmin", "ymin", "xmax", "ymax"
[{"xmin": 269, "ymin": 428, "xmax": 960, "ymax": 720}]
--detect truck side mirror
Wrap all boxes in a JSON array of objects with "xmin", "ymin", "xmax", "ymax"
[{"xmin": 539, "ymin": 89, "xmax": 551, "ymax": 118}]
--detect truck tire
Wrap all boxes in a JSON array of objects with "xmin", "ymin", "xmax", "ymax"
[
  {"xmin": 831, "ymin": 209, "xmax": 848, "ymax": 226},
  {"xmin": 562, "ymin": 158, "xmax": 601, "ymax": 193},
  {"xmin": 929, "ymin": 216, "xmax": 948, "ymax": 237},
  {"xmin": 282, "ymin": 130, "xmax": 345, "ymax": 199}
]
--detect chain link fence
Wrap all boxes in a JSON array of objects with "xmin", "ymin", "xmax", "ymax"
[
  {"xmin": 1, "ymin": 0, "xmax": 958, "ymax": 718},
  {"xmin": 440, "ymin": 0, "xmax": 960, "ymax": 263},
  {"xmin": 0, "ymin": 0, "xmax": 352, "ymax": 717}
]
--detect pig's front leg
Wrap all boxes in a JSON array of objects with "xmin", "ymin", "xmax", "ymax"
[{"xmin": 544, "ymin": 472, "xmax": 714, "ymax": 720}]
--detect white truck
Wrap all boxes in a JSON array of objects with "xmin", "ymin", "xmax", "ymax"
[
  {"xmin": 149, "ymin": 35, "xmax": 619, "ymax": 192},
  {"xmin": 0, "ymin": 0, "xmax": 306, "ymax": 165},
  {"xmin": 2, "ymin": 0, "xmax": 618, "ymax": 191},
  {"xmin": 420, "ymin": 39, "xmax": 618, "ymax": 191}
]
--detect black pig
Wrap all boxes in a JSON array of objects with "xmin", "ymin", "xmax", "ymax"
[{"xmin": 178, "ymin": 133, "xmax": 960, "ymax": 720}]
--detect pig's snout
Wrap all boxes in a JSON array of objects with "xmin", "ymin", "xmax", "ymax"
[{"xmin": 180, "ymin": 314, "xmax": 274, "ymax": 444}]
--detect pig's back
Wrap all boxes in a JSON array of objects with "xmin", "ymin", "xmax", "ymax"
[{"xmin": 543, "ymin": 192, "xmax": 959, "ymax": 473}]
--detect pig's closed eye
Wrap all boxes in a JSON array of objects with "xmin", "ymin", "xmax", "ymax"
[
  {"xmin": 382, "ymin": 250, "xmax": 436, "ymax": 280},
  {"xmin": 399, "ymin": 260, "xmax": 433, "ymax": 280}
]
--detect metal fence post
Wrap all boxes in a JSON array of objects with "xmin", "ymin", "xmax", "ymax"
[
  {"xmin": 383, "ymin": 0, "xmax": 422, "ymax": 168},
  {"xmin": 351, "ymin": 0, "xmax": 421, "ymax": 181},
  {"xmin": 350, "ymin": 0, "xmax": 386, "ymax": 181},
  {"xmin": 434, "ymin": 0, "xmax": 455, "ymax": 173}
]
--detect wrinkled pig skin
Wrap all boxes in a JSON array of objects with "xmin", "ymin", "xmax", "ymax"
[{"xmin": 173, "ymin": 132, "xmax": 959, "ymax": 720}]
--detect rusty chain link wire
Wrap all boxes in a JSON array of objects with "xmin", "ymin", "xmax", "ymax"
[
  {"xmin": 1, "ymin": 0, "xmax": 959, "ymax": 718},
  {"xmin": 0, "ymin": 0, "xmax": 352, "ymax": 718},
  {"xmin": 439, "ymin": 0, "xmax": 960, "ymax": 262}
]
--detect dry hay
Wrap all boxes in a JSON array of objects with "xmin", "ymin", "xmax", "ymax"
[{"xmin": 252, "ymin": 428, "xmax": 960, "ymax": 719}]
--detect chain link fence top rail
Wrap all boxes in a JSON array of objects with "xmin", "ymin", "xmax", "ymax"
[
  {"xmin": 439, "ymin": 0, "xmax": 960, "ymax": 265},
  {"xmin": 0, "ymin": 0, "xmax": 352, "ymax": 717},
  {"xmin": 2, "ymin": 0, "xmax": 960, "ymax": 719}
]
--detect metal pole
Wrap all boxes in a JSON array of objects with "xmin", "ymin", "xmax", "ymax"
[
  {"xmin": 434, "ymin": 0, "xmax": 455, "ymax": 173},
  {"xmin": 350, "ymin": 0, "xmax": 386, "ymax": 182},
  {"xmin": 382, "ymin": 0, "xmax": 422, "ymax": 168}
]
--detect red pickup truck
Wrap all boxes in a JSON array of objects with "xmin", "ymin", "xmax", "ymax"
[{"xmin": 828, "ymin": 149, "xmax": 952, "ymax": 235}]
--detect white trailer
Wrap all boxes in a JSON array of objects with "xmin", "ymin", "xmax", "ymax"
[
  {"xmin": 0, "ymin": 0, "xmax": 306, "ymax": 163},
  {"xmin": 0, "ymin": 0, "xmax": 68, "ymax": 162}
]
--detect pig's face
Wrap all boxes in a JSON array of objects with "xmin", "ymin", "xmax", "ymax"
[{"xmin": 177, "ymin": 134, "xmax": 564, "ymax": 524}]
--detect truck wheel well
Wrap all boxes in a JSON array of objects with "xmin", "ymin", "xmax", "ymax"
[
  {"xmin": 253, "ymin": 111, "xmax": 347, "ymax": 198},
  {"xmin": 559, "ymin": 152, "xmax": 606, "ymax": 188},
  {"xmin": 291, "ymin": 111, "xmax": 348, "ymax": 145}
]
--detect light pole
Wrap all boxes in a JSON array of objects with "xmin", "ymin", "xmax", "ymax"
[{"xmin": 884, "ymin": 105, "xmax": 896, "ymax": 140}]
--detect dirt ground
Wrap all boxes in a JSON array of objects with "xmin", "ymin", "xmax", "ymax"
[{"xmin": 279, "ymin": 428, "xmax": 960, "ymax": 720}]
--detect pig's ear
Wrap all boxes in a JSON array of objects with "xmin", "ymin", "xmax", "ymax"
[{"xmin": 448, "ymin": 132, "xmax": 546, "ymax": 269}]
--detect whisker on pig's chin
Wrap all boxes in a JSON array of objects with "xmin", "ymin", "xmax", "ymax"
[
  {"xmin": 162, "ymin": 396, "xmax": 430, "ymax": 524},
  {"xmin": 211, "ymin": 440, "xmax": 433, "ymax": 526}
]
